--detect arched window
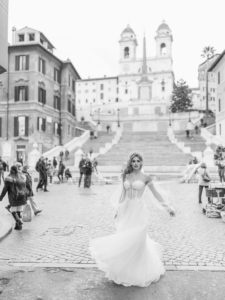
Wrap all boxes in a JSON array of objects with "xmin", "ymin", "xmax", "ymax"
[
  {"xmin": 160, "ymin": 43, "xmax": 167, "ymax": 55},
  {"xmin": 124, "ymin": 47, "xmax": 130, "ymax": 58}
]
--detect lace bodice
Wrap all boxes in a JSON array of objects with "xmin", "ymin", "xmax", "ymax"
[{"xmin": 124, "ymin": 180, "xmax": 146, "ymax": 199}]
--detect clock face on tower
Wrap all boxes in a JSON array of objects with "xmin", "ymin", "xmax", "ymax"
[{"xmin": 123, "ymin": 64, "xmax": 130, "ymax": 72}]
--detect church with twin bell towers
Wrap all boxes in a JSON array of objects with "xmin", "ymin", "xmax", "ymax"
[{"xmin": 76, "ymin": 21, "xmax": 174, "ymax": 126}]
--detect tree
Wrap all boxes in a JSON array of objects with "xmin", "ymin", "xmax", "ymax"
[
  {"xmin": 170, "ymin": 79, "xmax": 192, "ymax": 113},
  {"xmin": 201, "ymin": 46, "xmax": 216, "ymax": 115}
]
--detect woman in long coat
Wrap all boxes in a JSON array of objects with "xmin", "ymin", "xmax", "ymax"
[{"xmin": 0, "ymin": 165, "xmax": 27, "ymax": 230}]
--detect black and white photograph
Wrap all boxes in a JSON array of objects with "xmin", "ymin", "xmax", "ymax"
[{"xmin": 0, "ymin": 0, "xmax": 225, "ymax": 299}]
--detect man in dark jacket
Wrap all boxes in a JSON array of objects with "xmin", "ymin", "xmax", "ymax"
[
  {"xmin": 36, "ymin": 157, "xmax": 49, "ymax": 192},
  {"xmin": 78, "ymin": 154, "xmax": 86, "ymax": 187},
  {"xmin": 83, "ymin": 158, "xmax": 93, "ymax": 188},
  {"xmin": 58, "ymin": 161, "xmax": 66, "ymax": 183}
]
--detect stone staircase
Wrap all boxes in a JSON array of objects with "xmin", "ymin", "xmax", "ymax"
[
  {"xmin": 64, "ymin": 131, "xmax": 115, "ymax": 166},
  {"xmin": 174, "ymin": 131, "xmax": 218, "ymax": 153},
  {"xmin": 97, "ymin": 131, "xmax": 192, "ymax": 167}
]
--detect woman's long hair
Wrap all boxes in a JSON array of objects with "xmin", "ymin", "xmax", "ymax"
[{"xmin": 122, "ymin": 153, "xmax": 143, "ymax": 181}]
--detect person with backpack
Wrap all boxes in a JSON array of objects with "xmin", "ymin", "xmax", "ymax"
[{"xmin": 0, "ymin": 164, "xmax": 27, "ymax": 230}]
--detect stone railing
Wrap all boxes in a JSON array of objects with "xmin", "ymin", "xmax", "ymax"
[
  {"xmin": 167, "ymin": 126, "xmax": 203, "ymax": 161},
  {"xmin": 96, "ymin": 127, "xmax": 122, "ymax": 157},
  {"xmin": 201, "ymin": 127, "xmax": 225, "ymax": 146},
  {"xmin": 43, "ymin": 129, "xmax": 90, "ymax": 160}
]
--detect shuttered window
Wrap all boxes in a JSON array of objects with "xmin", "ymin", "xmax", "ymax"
[
  {"xmin": 14, "ymin": 86, "xmax": 29, "ymax": 101},
  {"xmin": 14, "ymin": 116, "xmax": 29, "ymax": 137},
  {"xmin": 37, "ymin": 117, "xmax": 46, "ymax": 132},
  {"xmin": 38, "ymin": 87, "xmax": 46, "ymax": 104},
  {"xmin": 0, "ymin": 117, "xmax": 2, "ymax": 137},
  {"xmin": 14, "ymin": 117, "xmax": 19, "ymax": 136},
  {"xmin": 15, "ymin": 55, "xmax": 29, "ymax": 71}
]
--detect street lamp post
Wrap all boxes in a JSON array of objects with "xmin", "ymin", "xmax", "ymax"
[
  {"xmin": 97, "ymin": 108, "xmax": 100, "ymax": 125},
  {"xmin": 169, "ymin": 110, "xmax": 171, "ymax": 126},
  {"xmin": 117, "ymin": 108, "xmax": 120, "ymax": 127}
]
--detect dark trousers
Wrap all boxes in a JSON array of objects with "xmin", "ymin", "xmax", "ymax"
[
  {"xmin": 218, "ymin": 168, "xmax": 225, "ymax": 182},
  {"xmin": 36, "ymin": 173, "xmax": 47, "ymax": 190},
  {"xmin": 84, "ymin": 174, "xmax": 92, "ymax": 188},
  {"xmin": 78, "ymin": 172, "xmax": 84, "ymax": 187},
  {"xmin": 199, "ymin": 185, "xmax": 210, "ymax": 204},
  {"xmin": 58, "ymin": 173, "xmax": 63, "ymax": 183}
]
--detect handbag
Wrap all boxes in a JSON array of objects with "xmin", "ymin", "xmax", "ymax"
[
  {"xmin": 22, "ymin": 203, "xmax": 32, "ymax": 222},
  {"xmin": 202, "ymin": 170, "xmax": 211, "ymax": 183}
]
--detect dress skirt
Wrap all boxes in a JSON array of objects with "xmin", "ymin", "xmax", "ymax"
[{"xmin": 90, "ymin": 198, "xmax": 165, "ymax": 287}]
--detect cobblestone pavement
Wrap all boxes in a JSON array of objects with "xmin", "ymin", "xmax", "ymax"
[{"xmin": 0, "ymin": 181, "xmax": 225, "ymax": 269}]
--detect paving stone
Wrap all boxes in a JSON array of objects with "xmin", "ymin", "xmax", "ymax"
[{"xmin": 0, "ymin": 182, "xmax": 225, "ymax": 269}]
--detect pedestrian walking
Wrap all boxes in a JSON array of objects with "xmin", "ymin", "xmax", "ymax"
[
  {"xmin": 186, "ymin": 120, "xmax": 193, "ymax": 138},
  {"xmin": 36, "ymin": 157, "xmax": 49, "ymax": 192},
  {"xmin": 214, "ymin": 146, "xmax": 225, "ymax": 182},
  {"xmin": 195, "ymin": 162, "xmax": 211, "ymax": 207},
  {"xmin": 59, "ymin": 151, "xmax": 64, "ymax": 162},
  {"xmin": 83, "ymin": 158, "xmax": 93, "ymax": 188},
  {"xmin": 58, "ymin": 161, "xmax": 65, "ymax": 183},
  {"xmin": 22, "ymin": 165, "xmax": 42, "ymax": 216},
  {"xmin": 47, "ymin": 160, "xmax": 54, "ymax": 184},
  {"xmin": 90, "ymin": 152, "xmax": 175, "ymax": 287},
  {"xmin": 78, "ymin": 154, "xmax": 86, "ymax": 187},
  {"xmin": 53, "ymin": 156, "xmax": 58, "ymax": 169},
  {"xmin": 0, "ymin": 164, "xmax": 27, "ymax": 230},
  {"xmin": 65, "ymin": 149, "xmax": 69, "ymax": 161}
]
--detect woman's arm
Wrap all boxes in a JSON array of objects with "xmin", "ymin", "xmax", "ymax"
[{"xmin": 146, "ymin": 175, "xmax": 175, "ymax": 216}]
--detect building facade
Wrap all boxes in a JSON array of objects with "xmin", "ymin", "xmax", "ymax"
[
  {"xmin": 208, "ymin": 51, "xmax": 225, "ymax": 139},
  {"xmin": 0, "ymin": 27, "xmax": 80, "ymax": 163},
  {"xmin": 76, "ymin": 21, "xmax": 174, "ymax": 121},
  {"xmin": 0, "ymin": 0, "xmax": 8, "ymax": 74},
  {"xmin": 197, "ymin": 54, "xmax": 220, "ymax": 113}
]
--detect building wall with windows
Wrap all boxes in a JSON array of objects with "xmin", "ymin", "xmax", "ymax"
[
  {"xmin": 190, "ymin": 88, "xmax": 201, "ymax": 109},
  {"xmin": 0, "ymin": 0, "xmax": 8, "ymax": 74},
  {"xmin": 76, "ymin": 76, "xmax": 118, "ymax": 120},
  {"xmin": 208, "ymin": 51, "xmax": 225, "ymax": 139},
  {"xmin": 0, "ymin": 27, "xmax": 80, "ymax": 162},
  {"xmin": 198, "ymin": 54, "xmax": 220, "ymax": 113}
]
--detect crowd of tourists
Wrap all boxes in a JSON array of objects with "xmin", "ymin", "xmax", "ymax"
[{"xmin": 0, "ymin": 148, "xmax": 99, "ymax": 230}]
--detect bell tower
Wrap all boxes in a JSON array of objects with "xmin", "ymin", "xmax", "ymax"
[
  {"xmin": 155, "ymin": 20, "xmax": 173, "ymax": 57},
  {"xmin": 119, "ymin": 25, "xmax": 137, "ymax": 74}
]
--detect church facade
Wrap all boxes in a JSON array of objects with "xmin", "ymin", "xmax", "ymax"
[{"xmin": 76, "ymin": 21, "xmax": 175, "ymax": 121}]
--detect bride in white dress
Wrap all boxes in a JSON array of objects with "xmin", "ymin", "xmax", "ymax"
[{"xmin": 90, "ymin": 153, "xmax": 175, "ymax": 287}]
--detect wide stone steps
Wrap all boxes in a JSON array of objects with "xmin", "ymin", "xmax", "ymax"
[{"xmin": 97, "ymin": 131, "xmax": 192, "ymax": 166}]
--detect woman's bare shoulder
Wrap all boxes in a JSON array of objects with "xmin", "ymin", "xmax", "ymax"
[{"xmin": 144, "ymin": 173, "xmax": 152, "ymax": 184}]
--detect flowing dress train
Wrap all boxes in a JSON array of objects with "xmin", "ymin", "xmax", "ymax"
[{"xmin": 90, "ymin": 180, "xmax": 165, "ymax": 287}]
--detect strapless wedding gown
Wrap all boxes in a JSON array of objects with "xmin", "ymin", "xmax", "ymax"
[{"xmin": 89, "ymin": 180, "xmax": 165, "ymax": 287}]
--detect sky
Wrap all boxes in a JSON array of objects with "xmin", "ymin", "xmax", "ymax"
[{"xmin": 8, "ymin": 0, "xmax": 225, "ymax": 87}]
